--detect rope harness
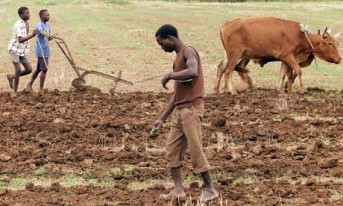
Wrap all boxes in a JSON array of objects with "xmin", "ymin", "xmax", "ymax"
[{"xmin": 299, "ymin": 23, "xmax": 318, "ymax": 68}]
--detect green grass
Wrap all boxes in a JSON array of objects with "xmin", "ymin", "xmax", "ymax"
[
  {"xmin": 86, "ymin": 167, "xmax": 94, "ymax": 177},
  {"xmin": 0, "ymin": 173, "xmax": 115, "ymax": 189},
  {"xmin": 123, "ymin": 165, "xmax": 135, "ymax": 176},
  {"xmin": 321, "ymin": 137, "xmax": 331, "ymax": 146},
  {"xmin": 127, "ymin": 179, "xmax": 157, "ymax": 190},
  {"xmin": 101, "ymin": 0, "xmax": 132, "ymax": 5},
  {"xmin": 7, "ymin": 176, "xmax": 45, "ymax": 189},
  {"xmin": 330, "ymin": 190, "xmax": 343, "ymax": 199},
  {"xmin": 109, "ymin": 167, "xmax": 122, "ymax": 175},
  {"xmin": 99, "ymin": 176, "xmax": 114, "ymax": 186},
  {"xmin": 9, "ymin": 177, "xmax": 29, "ymax": 189},
  {"xmin": 36, "ymin": 166, "xmax": 46, "ymax": 175},
  {"xmin": 233, "ymin": 176, "xmax": 255, "ymax": 185},
  {"xmin": 0, "ymin": 180, "xmax": 6, "ymax": 188},
  {"xmin": 60, "ymin": 174, "xmax": 85, "ymax": 186},
  {"xmin": 211, "ymin": 170, "xmax": 227, "ymax": 181},
  {"xmin": 183, "ymin": 174, "xmax": 202, "ymax": 185}
]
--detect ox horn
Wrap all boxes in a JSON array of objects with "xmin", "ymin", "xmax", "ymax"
[
  {"xmin": 323, "ymin": 27, "xmax": 328, "ymax": 38},
  {"xmin": 334, "ymin": 32, "xmax": 343, "ymax": 38},
  {"xmin": 323, "ymin": 27, "xmax": 328, "ymax": 34},
  {"xmin": 318, "ymin": 29, "xmax": 321, "ymax": 35}
]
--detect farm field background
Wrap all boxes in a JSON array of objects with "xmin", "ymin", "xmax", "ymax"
[{"xmin": 0, "ymin": 0, "xmax": 342, "ymax": 205}]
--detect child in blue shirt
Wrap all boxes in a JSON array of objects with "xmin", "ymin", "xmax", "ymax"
[{"xmin": 26, "ymin": 9, "xmax": 55, "ymax": 91}]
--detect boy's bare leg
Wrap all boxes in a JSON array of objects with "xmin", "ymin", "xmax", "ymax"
[
  {"xmin": 21, "ymin": 62, "xmax": 33, "ymax": 76},
  {"xmin": 39, "ymin": 71, "xmax": 47, "ymax": 91},
  {"xmin": 10, "ymin": 62, "xmax": 22, "ymax": 96},
  {"xmin": 9, "ymin": 62, "xmax": 33, "ymax": 96},
  {"xmin": 160, "ymin": 167, "xmax": 186, "ymax": 200},
  {"xmin": 7, "ymin": 74, "xmax": 14, "ymax": 89},
  {"xmin": 26, "ymin": 69, "xmax": 40, "ymax": 91},
  {"xmin": 200, "ymin": 171, "xmax": 218, "ymax": 203}
]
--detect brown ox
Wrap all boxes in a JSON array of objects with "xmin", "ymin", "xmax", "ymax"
[{"xmin": 214, "ymin": 17, "xmax": 342, "ymax": 95}]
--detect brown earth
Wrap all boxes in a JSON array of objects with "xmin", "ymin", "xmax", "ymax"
[{"xmin": 0, "ymin": 87, "xmax": 342, "ymax": 206}]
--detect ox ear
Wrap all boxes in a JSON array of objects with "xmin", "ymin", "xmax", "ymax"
[
  {"xmin": 318, "ymin": 29, "xmax": 321, "ymax": 35},
  {"xmin": 327, "ymin": 28, "xmax": 332, "ymax": 34},
  {"xmin": 334, "ymin": 32, "xmax": 343, "ymax": 38}
]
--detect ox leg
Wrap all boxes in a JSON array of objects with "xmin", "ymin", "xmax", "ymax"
[
  {"xmin": 278, "ymin": 62, "xmax": 289, "ymax": 95},
  {"xmin": 284, "ymin": 56, "xmax": 304, "ymax": 94},
  {"xmin": 236, "ymin": 58, "xmax": 254, "ymax": 90},
  {"xmin": 291, "ymin": 72, "xmax": 297, "ymax": 84},
  {"xmin": 286, "ymin": 68, "xmax": 294, "ymax": 95},
  {"xmin": 223, "ymin": 52, "xmax": 241, "ymax": 95},
  {"xmin": 284, "ymin": 70, "xmax": 297, "ymax": 90},
  {"xmin": 214, "ymin": 58, "xmax": 227, "ymax": 94}
]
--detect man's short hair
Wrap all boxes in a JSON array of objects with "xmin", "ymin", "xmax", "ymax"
[
  {"xmin": 39, "ymin": 9, "xmax": 48, "ymax": 17},
  {"xmin": 18, "ymin": 7, "xmax": 29, "ymax": 16},
  {"xmin": 155, "ymin": 24, "xmax": 178, "ymax": 39}
]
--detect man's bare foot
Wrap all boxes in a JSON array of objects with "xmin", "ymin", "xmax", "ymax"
[
  {"xmin": 199, "ymin": 188, "xmax": 218, "ymax": 203},
  {"xmin": 160, "ymin": 189, "xmax": 186, "ymax": 201},
  {"xmin": 7, "ymin": 74, "xmax": 14, "ymax": 89},
  {"xmin": 10, "ymin": 91, "xmax": 17, "ymax": 98}
]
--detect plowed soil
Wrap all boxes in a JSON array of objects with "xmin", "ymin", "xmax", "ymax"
[{"xmin": 0, "ymin": 87, "xmax": 342, "ymax": 206}]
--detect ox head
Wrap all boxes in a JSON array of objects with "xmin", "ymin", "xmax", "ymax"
[{"xmin": 315, "ymin": 28, "xmax": 341, "ymax": 64}]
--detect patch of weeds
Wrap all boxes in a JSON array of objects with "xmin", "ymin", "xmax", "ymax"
[
  {"xmin": 60, "ymin": 174, "xmax": 84, "ymax": 186},
  {"xmin": 212, "ymin": 170, "xmax": 227, "ymax": 182},
  {"xmin": 110, "ymin": 167, "xmax": 122, "ymax": 175},
  {"xmin": 234, "ymin": 139, "xmax": 246, "ymax": 145},
  {"xmin": 99, "ymin": 176, "xmax": 114, "ymax": 187},
  {"xmin": 233, "ymin": 176, "xmax": 255, "ymax": 185},
  {"xmin": 36, "ymin": 166, "xmax": 46, "ymax": 175},
  {"xmin": 101, "ymin": 0, "xmax": 132, "ymax": 5},
  {"xmin": 321, "ymin": 137, "xmax": 331, "ymax": 146},
  {"xmin": 9, "ymin": 177, "xmax": 30, "ymax": 189},
  {"xmin": 0, "ymin": 180, "xmax": 6, "ymax": 188},
  {"xmin": 292, "ymin": 112, "xmax": 300, "ymax": 117},
  {"xmin": 127, "ymin": 179, "xmax": 157, "ymax": 190},
  {"xmin": 123, "ymin": 165, "xmax": 135, "ymax": 177},
  {"xmin": 314, "ymin": 114, "xmax": 323, "ymax": 119},
  {"xmin": 329, "ymin": 189, "xmax": 343, "ymax": 199},
  {"xmin": 272, "ymin": 115, "xmax": 283, "ymax": 122},
  {"xmin": 183, "ymin": 174, "xmax": 202, "ymax": 185},
  {"xmin": 86, "ymin": 167, "xmax": 94, "ymax": 178},
  {"xmin": 86, "ymin": 179, "xmax": 98, "ymax": 185}
]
